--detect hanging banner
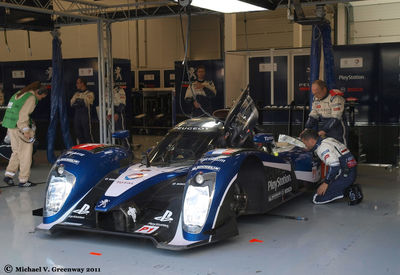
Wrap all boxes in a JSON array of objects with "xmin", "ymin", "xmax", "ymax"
[{"xmin": 174, "ymin": 59, "xmax": 224, "ymax": 121}]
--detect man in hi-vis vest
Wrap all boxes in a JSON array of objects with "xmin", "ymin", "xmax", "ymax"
[{"xmin": 2, "ymin": 81, "xmax": 48, "ymax": 187}]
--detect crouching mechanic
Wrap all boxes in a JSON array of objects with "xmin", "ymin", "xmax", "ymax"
[
  {"xmin": 2, "ymin": 81, "xmax": 48, "ymax": 187},
  {"xmin": 300, "ymin": 129, "xmax": 363, "ymax": 205}
]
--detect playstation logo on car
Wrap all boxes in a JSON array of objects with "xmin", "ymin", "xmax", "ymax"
[
  {"xmin": 73, "ymin": 204, "xmax": 90, "ymax": 215},
  {"xmin": 154, "ymin": 210, "xmax": 173, "ymax": 222}
]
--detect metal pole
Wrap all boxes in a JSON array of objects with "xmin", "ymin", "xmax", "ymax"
[
  {"xmin": 97, "ymin": 20, "xmax": 106, "ymax": 143},
  {"xmin": 270, "ymin": 48, "xmax": 274, "ymax": 105},
  {"xmin": 106, "ymin": 22, "xmax": 115, "ymax": 144}
]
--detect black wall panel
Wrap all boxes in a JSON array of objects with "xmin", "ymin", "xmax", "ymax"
[{"xmin": 333, "ymin": 44, "xmax": 379, "ymax": 124}]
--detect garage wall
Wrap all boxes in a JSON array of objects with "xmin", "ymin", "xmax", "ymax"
[
  {"xmin": 349, "ymin": 0, "xmax": 400, "ymax": 44},
  {"xmin": 235, "ymin": 7, "xmax": 334, "ymax": 50},
  {"xmin": 0, "ymin": 15, "xmax": 221, "ymax": 70}
]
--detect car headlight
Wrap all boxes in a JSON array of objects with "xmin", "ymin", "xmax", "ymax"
[
  {"xmin": 183, "ymin": 172, "xmax": 216, "ymax": 234},
  {"xmin": 44, "ymin": 165, "xmax": 76, "ymax": 217}
]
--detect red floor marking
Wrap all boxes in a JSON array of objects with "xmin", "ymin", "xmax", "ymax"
[
  {"xmin": 90, "ymin": 252, "xmax": 102, "ymax": 256},
  {"xmin": 249, "ymin": 239, "xmax": 263, "ymax": 243}
]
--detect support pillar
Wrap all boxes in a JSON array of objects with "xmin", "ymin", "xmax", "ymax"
[{"xmin": 224, "ymin": 14, "xmax": 237, "ymax": 52}]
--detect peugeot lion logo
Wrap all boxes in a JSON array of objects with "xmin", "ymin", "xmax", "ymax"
[
  {"xmin": 73, "ymin": 204, "xmax": 90, "ymax": 215},
  {"xmin": 98, "ymin": 199, "xmax": 110, "ymax": 208},
  {"xmin": 127, "ymin": 207, "xmax": 137, "ymax": 222},
  {"xmin": 154, "ymin": 210, "xmax": 173, "ymax": 222}
]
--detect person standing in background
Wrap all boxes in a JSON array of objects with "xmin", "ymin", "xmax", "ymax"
[
  {"xmin": 71, "ymin": 77, "xmax": 95, "ymax": 144},
  {"xmin": 2, "ymin": 81, "xmax": 48, "ymax": 187}
]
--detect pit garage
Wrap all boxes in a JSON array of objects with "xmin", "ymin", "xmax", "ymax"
[{"xmin": 0, "ymin": 1, "xmax": 400, "ymax": 274}]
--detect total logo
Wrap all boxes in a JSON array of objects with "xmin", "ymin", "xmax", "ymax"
[
  {"xmin": 73, "ymin": 204, "xmax": 90, "ymax": 215},
  {"xmin": 154, "ymin": 210, "xmax": 173, "ymax": 222},
  {"xmin": 125, "ymin": 173, "xmax": 145, "ymax": 180}
]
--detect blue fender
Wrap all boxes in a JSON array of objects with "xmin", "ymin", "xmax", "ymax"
[
  {"xmin": 181, "ymin": 148, "xmax": 290, "ymax": 242},
  {"xmin": 43, "ymin": 145, "xmax": 131, "ymax": 224}
]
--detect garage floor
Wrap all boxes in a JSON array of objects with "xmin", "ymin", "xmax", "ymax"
[{"xmin": 1, "ymin": 162, "xmax": 399, "ymax": 274}]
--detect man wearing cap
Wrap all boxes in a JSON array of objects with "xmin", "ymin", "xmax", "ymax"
[
  {"xmin": 303, "ymin": 80, "xmax": 347, "ymax": 145},
  {"xmin": 2, "ymin": 81, "xmax": 48, "ymax": 187}
]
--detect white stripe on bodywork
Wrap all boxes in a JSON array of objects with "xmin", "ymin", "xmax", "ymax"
[
  {"xmin": 37, "ymin": 189, "xmax": 92, "ymax": 230},
  {"xmin": 262, "ymin": 161, "xmax": 291, "ymax": 171},
  {"xmin": 209, "ymin": 174, "xmax": 238, "ymax": 242},
  {"xmin": 295, "ymin": 170, "xmax": 320, "ymax": 183},
  {"xmin": 105, "ymin": 164, "xmax": 185, "ymax": 197},
  {"xmin": 167, "ymin": 214, "xmax": 199, "ymax": 246}
]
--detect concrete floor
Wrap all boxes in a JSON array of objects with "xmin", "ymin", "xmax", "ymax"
[{"xmin": 1, "ymin": 159, "xmax": 400, "ymax": 274}]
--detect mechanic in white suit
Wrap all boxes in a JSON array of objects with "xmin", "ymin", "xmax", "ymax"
[
  {"xmin": 303, "ymin": 80, "xmax": 347, "ymax": 145},
  {"xmin": 300, "ymin": 129, "xmax": 362, "ymax": 205}
]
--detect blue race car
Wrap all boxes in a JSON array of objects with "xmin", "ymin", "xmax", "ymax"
[{"xmin": 37, "ymin": 89, "xmax": 320, "ymax": 250}]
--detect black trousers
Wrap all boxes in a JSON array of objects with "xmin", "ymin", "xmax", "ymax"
[{"xmin": 74, "ymin": 113, "xmax": 92, "ymax": 144}]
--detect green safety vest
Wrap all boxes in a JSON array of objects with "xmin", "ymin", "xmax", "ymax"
[{"xmin": 2, "ymin": 92, "xmax": 38, "ymax": 129}]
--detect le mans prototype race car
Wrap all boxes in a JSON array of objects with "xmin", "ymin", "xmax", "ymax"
[{"xmin": 37, "ymin": 89, "xmax": 321, "ymax": 250}]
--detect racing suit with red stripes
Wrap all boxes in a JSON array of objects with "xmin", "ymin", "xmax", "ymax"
[
  {"xmin": 305, "ymin": 90, "xmax": 347, "ymax": 144},
  {"xmin": 312, "ymin": 137, "xmax": 357, "ymax": 204}
]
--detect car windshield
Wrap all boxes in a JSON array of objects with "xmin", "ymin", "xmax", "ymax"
[{"xmin": 148, "ymin": 131, "xmax": 219, "ymax": 167}]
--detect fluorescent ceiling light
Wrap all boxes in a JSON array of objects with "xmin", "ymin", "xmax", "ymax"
[
  {"xmin": 16, "ymin": 17, "xmax": 36, "ymax": 23},
  {"xmin": 175, "ymin": 0, "xmax": 267, "ymax": 13}
]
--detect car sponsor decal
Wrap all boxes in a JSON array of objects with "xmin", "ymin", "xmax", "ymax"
[
  {"xmin": 72, "ymin": 204, "xmax": 90, "ymax": 215},
  {"xmin": 154, "ymin": 210, "xmax": 173, "ymax": 222},
  {"xmin": 125, "ymin": 173, "xmax": 145, "ymax": 180},
  {"xmin": 57, "ymin": 158, "xmax": 80, "ymax": 165},
  {"xmin": 135, "ymin": 225, "xmax": 159, "ymax": 234},
  {"xmin": 172, "ymin": 182, "xmax": 186, "ymax": 186},
  {"xmin": 199, "ymin": 156, "xmax": 227, "ymax": 163},
  {"xmin": 267, "ymin": 175, "xmax": 292, "ymax": 192},
  {"xmin": 268, "ymin": 186, "xmax": 293, "ymax": 202},
  {"xmin": 148, "ymin": 222, "xmax": 169, "ymax": 229},
  {"xmin": 192, "ymin": 165, "xmax": 221, "ymax": 172},
  {"xmin": 64, "ymin": 151, "xmax": 85, "ymax": 157},
  {"xmin": 97, "ymin": 199, "xmax": 110, "ymax": 208},
  {"xmin": 104, "ymin": 164, "xmax": 187, "ymax": 197}
]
